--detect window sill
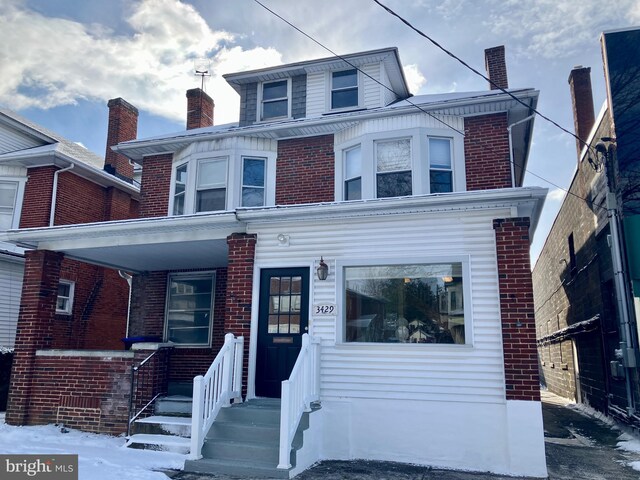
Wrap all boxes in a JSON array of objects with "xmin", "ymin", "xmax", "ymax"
[{"xmin": 333, "ymin": 341, "xmax": 473, "ymax": 351}]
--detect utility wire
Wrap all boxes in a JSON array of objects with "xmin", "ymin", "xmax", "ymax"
[
  {"xmin": 252, "ymin": 0, "xmax": 605, "ymax": 212},
  {"xmin": 371, "ymin": 0, "xmax": 595, "ymax": 154}
]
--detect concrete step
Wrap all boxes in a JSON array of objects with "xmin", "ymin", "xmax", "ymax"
[
  {"xmin": 168, "ymin": 381, "xmax": 193, "ymax": 397},
  {"xmin": 202, "ymin": 438, "xmax": 279, "ymax": 464},
  {"xmin": 126, "ymin": 433, "xmax": 190, "ymax": 454},
  {"xmin": 207, "ymin": 420, "xmax": 280, "ymax": 443},
  {"xmin": 183, "ymin": 458, "xmax": 289, "ymax": 479},
  {"xmin": 155, "ymin": 395, "xmax": 192, "ymax": 416},
  {"xmin": 132, "ymin": 415, "xmax": 191, "ymax": 437},
  {"xmin": 215, "ymin": 399, "xmax": 281, "ymax": 426}
]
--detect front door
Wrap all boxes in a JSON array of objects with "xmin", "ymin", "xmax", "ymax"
[{"xmin": 255, "ymin": 268, "xmax": 309, "ymax": 398}]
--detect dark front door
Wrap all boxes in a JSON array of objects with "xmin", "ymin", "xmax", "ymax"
[{"xmin": 255, "ymin": 268, "xmax": 309, "ymax": 398}]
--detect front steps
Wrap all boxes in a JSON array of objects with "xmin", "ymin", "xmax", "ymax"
[
  {"xmin": 184, "ymin": 398, "xmax": 314, "ymax": 479},
  {"xmin": 125, "ymin": 395, "xmax": 193, "ymax": 453}
]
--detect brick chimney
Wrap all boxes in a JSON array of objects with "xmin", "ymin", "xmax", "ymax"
[
  {"xmin": 186, "ymin": 88, "xmax": 214, "ymax": 130},
  {"xmin": 485, "ymin": 46, "xmax": 508, "ymax": 90},
  {"xmin": 105, "ymin": 98, "xmax": 138, "ymax": 180},
  {"xmin": 568, "ymin": 66, "xmax": 595, "ymax": 157}
]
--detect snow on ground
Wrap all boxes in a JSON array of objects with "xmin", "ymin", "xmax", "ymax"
[
  {"xmin": 617, "ymin": 432, "xmax": 640, "ymax": 472},
  {"xmin": 0, "ymin": 413, "xmax": 184, "ymax": 480}
]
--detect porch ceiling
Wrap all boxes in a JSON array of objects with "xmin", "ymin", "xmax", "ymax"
[{"xmin": 5, "ymin": 213, "xmax": 244, "ymax": 273}]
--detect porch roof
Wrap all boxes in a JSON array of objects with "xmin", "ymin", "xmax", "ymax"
[
  {"xmin": 4, "ymin": 212, "xmax": 243, "ymax": 272},
  {"xmin": 1, "ymin": 188, "xmax": 547, "ymax": 274}
]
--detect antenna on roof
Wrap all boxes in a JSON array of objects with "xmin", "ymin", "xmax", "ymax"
[{"xmin": 194, "ymin": 58, "xmax": 211, "ymax": 91}]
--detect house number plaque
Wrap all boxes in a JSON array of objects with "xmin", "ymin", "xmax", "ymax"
[{"xmin": 313, "ymin": 303, "xmax": 336, "ymax": 316}]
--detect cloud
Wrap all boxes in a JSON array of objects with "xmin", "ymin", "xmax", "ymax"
[
  {"xmin": 547, "ymin": 188, "xmax": 568, "ymax": 203},
  {"xmin": 0, "ymin": 0, "xmax": 283, "ymax": 124},
  {"xmin": 403, "ymin": 64, "xmax": 427, "ymax": 94}
]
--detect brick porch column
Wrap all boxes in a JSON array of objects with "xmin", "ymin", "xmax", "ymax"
[
  {"xmin": 6, "ymin": 250, "xmax": 64, "ymax": 425},
  {"xmin": 493, "ymin": 217, "xmax": 540, "ymax": 401},
  {"xmin": 225, "ymin": 233, "xmax": 257, "ymax": 396}
]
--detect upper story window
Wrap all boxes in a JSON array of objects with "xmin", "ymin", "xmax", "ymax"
[
  {"xmin": 344, "ymin": 146, "xmax": 362, "ymax": 201},
  {"xmin": 375, "ymin": 138, "xmax": 412, "ymax": 198},
  {"xmin": 242, "ymin": 157, "xmax": 266, "ymax": 207},
  {"xmin": 331, "ymin": 69, "xmax": 358, "ymax": 109},
  {"xmin": 196, "ymin": 158, "xmax": 227, "ymax": 212},
  {"xmin": 173, "ymin": 164, "xmax": 188, "ymax": 215},
  {"xmin": 0, "ymin": 178, "xmax": 25, "ymax": 230},
  {"xmin": 335, "ymin": 127, "xmax": 464, "ymax": 202},
  {"xmin": 261, "ymin": 80, "xmax": 289, "ymax": 120},
  {"xmin": 428, "ymin": 138, "xmax": 453, "ymax": 193}
]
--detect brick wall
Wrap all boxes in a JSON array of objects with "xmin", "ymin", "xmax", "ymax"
[
  {"xmin": 105, "ymin": 98, "xmax": 138, "ymax": 180},
  {"xmin": 493, "ymin": 217, "xmax": 540, "ymax": 401},
  {"xmin": 276, "ymin": 135, "xmax": 335, "ymax": 205},
  {"xmin": 533, "ymin": 114, "xmax": 621, "ymax": 411},
  {"xmin": 186, "ymin": 88, "xmax": 214, "ymax": 130},
  {"xmin": 139, "ymin": 154, "xmax": 173, "ymax": 218},
  {"xmin": 464, "ymin": 113, "xmax": 512, "ymax": 190},
  {"xmin": 27, "ymin": 352, "xmax": 133, "ymax": 434},
  {"xmin": 54, "ymin": 171, "xmax": 107, "ymax": 225},
  {"xmin": 19, "ymin": 166, "xmax": 56, "ymax": 228},
  {"xmin": 226, "ymin": 233, "xmax": 257, "ymax": 395},
  {"xmin": 6, "ymin": 250, "xmax": 64, "ymax": 425}
]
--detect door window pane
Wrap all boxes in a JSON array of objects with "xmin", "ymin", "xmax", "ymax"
[
  {"xmin": 344, "ymin": 263, "xmax": 465, "ymax": 344},
  {"xmin": 267, "ymin": 276, "xmax": 303, "ymax": 335}
]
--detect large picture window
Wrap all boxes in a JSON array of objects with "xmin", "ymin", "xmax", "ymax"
[
  {"xmin": 344, "ymin": 263, "xmax": 465, "ymax": 344},
  {"xmin": 166, "ymin": 272, "xmax": 215, "ymax": 346},
  {"xmin": 376, "ymin": 138, "xmax": 412, "ymax": 198}
]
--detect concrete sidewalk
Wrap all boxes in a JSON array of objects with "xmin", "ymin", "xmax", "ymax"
[{"xmin": 169, "ymin": 391, "xmax": 640, "ymax": 479}]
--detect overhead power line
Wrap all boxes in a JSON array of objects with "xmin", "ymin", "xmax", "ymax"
[{"xmin": 251, "ymin": 0, "xmax": 605, "ymax": 212}]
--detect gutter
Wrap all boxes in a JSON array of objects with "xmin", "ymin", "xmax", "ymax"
[
  {"xmin": 507, "ymin": 114, "xmax": 535, "ymax": 187},
  {"xmin": 50, "ymin": 163, "xmax": 74, "ymax": 226}
]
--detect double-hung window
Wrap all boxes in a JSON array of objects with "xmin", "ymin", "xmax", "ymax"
[
  {"xmin": 376, "ymin": 138, "xmax": 412, "ymax": 198},
  {"xmin": 429, "ymin": 137, "xmax": 453, "ymax": 193},
  {"xmin": 173, "ymin": 164, "xmax": 188, "ymax": 215},
  {"xmin": 56, "ymin": 280, "xmax": 75, "ymax": 315},
  {"xmin": 344, "ymin": 262, "xmax": 467, "ymax": 344},
  {"xmin": 331, "ymin": 69, "xmax": 358, "ymax": 109},
  {"xmin": 0, "ymin": 181, "xmax": 19, "ymax": 230},
  {"xmin": 241, "ymin": 157, "xmax": 266, "ymax": 207},
  {"xmin": 196, "ymin": 157, "xmax": 227, "ymax": 212},
  {"xmin": 262, "ymin": 80, "xmax": 289, "ymax": 120},
  {"xmin": 344, "ymin": 146, "xmax": 362, "ymax": 201},
  {"xmin": 166, "ymin": 272, "xmax": 215, "ymax": 346}
]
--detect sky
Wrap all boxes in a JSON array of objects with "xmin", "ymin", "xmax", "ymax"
[{"xmin": 1, "ymin": 0, "xmax": 639, "ymax": 262}]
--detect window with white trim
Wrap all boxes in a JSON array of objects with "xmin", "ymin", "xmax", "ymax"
[
  {"xmin": 196, "ymin": 157, "xmax": 227, "ymax": 212},
  {"xmin": 261, "ymin": 80, "xmax": 289, "ymax": 120},
  {"xmin": 343, "ymin": 262, "xmax": 467, "ymax": 344},
  {"xmin": 165, "ymin": 272, "xmax": 215, "ymax": 346},
  {"xmin": 172, "ymin": 163, "xmax": 188, "ymax": 215},
  {"xmin": 331, "ymin": 69, "xmax": 359, "ymax": 109},
  {"xmin": 0, "ymin": 180, "xmax": 21, "ymax": 230},
  {"xmin": 241, "ymin": 157, "xmax": 266, "ymax": 207},
  {"xmin": 344, "ymin": 145, "xmax": 362, "ymax": 201},
  {"xmin": 56, "ymin": 280, "xmax": 75, "ymax": 315},
  {"xmin": 428, "ymin": 137, "xmax": 453, "ymax": 193},
  {"xmin": 375, "ymin": 138, "xmax": 412, "ymax": 198}
]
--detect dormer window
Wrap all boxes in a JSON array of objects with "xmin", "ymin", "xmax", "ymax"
[
  {"xmin": 261, "ymin": 80, "xmax": 289, "ymax": 120},
  {"xmin": 331, "ymin": 69, "xmax": 358, "ymax": 109}
]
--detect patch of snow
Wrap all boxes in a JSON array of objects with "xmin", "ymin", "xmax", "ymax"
[
  {"xmin": 617, "ymin": 433, "xmax": 640, "ymax": 453},
  {"xmin": 0, "ymin": 346, "xmax": 14, "ymax": 354},
  {"xmin": 0, "ymin": 416, "xmax": 184, "ymax": 480}
]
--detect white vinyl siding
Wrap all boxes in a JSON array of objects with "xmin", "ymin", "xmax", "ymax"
[
  {"xmin": 380, "ymin": 63, "xmax": 399, "ymax": 106},
  {"xmin": 0, "ymin": 257, "xmax": 24, "ymax": 348},
  {"xmin": 305, "ymin": 72, "xmax": 326, "ymax": 117},
  {"xmin": 0, "ymin": 124, "xmax": 43, "ymax": 154},
  {"xmin": 362, "ymin": 63, "xmax": 381, "ymax": 109},
  {"xmin": 250, "ymin": 207, "xmax": 510, "ymax": 404}
]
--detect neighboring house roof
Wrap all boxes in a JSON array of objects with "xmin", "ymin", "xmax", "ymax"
[
  {"xmin": 0, "ymin": 108, "xmax": 139, "ymax": 196},
  {"xmin": 223, "ymin": 47, "xmax": 410, "ymax": 99}
]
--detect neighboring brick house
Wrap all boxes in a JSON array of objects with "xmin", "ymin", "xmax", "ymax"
[
  {"xmin": 0, "ymin": 103, "xmax": 140, "ymax": 412},
  {"xmin": 4, "ymin": 47, "xmax": 547, "ymax": 477},
  {"xmin": 533, "ymin": 28, "xmax": 640, "ymax": 424}
]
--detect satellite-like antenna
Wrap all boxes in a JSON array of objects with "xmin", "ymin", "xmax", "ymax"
[{"xmin": 194, "ymin": 58, "xmax": 211, "ymax": 91}]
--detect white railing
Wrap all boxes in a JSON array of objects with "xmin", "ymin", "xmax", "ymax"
[
  {"xmin": 278, "ymin": 333, "xmax": 320, "ymax": 469},
  {"xmin": 189, "ymin": 333, "xmax": 244, "ymax": 459}
]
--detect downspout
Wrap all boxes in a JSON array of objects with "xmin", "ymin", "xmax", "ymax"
[
  {"xmin": 119, "ymin": 270, "xmax": 133, "ymax": 337},
  {"xmin": 49, "ymin": 163, "xmax": 75, "ymax": 226},
  {"xmin": 507, "ymin": 114, "xmax": 535, "ymax": 187}
]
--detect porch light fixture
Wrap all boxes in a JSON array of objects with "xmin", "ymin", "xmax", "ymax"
[
  {"xmin": 317, "ymin": 257, "xmax": 329, "ymax": 281},
  {"xmin": 277, "ymin": 233, "xmax": 290, "ymax": 247}
]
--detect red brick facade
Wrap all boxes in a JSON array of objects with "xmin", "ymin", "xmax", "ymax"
[
  {"xmin": 19, "ymin": 166, "xmax": 56, "ymax": 228},
  {"xmin": 493, "ymin": 217, "xmax": 540, "ymax": 401},
  {"xmin": 105, "ymin": 98, "xmax": 138, "ymax": 180},
  {"xmin": 464, "ymin": 113, "xmax": 512, "ymax": 191},
  {"xmin": 276, "ymin": 135, "xmax": 335, "ymax": 205},
  {"xmin": 139, "ymin": 153, "xmax": 173, "ymax": 218},
  {"xmin": 226, "ymin": 233, "xmax": 257, "ymax": 394},
  {"xmin": 485, "ymin": 46, "xmax": 508, "ymax": 90},
  {"xmin": 6, "ymin": 250, "xmax": 64, "ymax": 425},
  {"xmin": 186, "ymin": 88, "xmax": 214, "ymax": 130}
]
